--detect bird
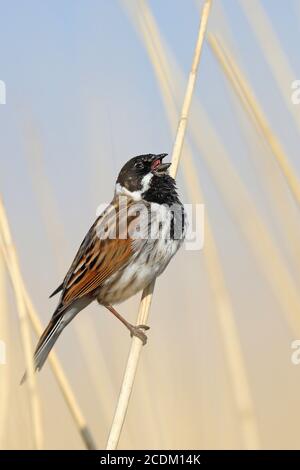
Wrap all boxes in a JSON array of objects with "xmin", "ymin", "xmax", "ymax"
[{"xmin": 26, "ymin": 153, "xmax": 186, "ymax": 377}]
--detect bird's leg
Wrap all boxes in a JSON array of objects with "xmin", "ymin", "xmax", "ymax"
[{"xmin": 104, "ymin": 304, "xmax": 150, "ymax": 345}]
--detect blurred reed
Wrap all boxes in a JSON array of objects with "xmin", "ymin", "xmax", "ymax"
[
  {"xmin": 189, "ymin": 108, "xmax": 300, "ymax": 336},
  {"xmin": 0, "ymin": 195, "xmax": 96, "ymax": 450},
  {"xmin": 23, "ymin": 290, "xmax": 97, "ymax": 450},
  {"xmin": 106, "ymin": 0, "xmax": 213, "ymax": 451},
  {"xmin": 124, "ymin": 0, "xmax": 260, "ymax": 449},
  {"xmin": 205, "ymin": 27, "xmax": 300, "ymax": 271},
  {"xmin": 0, "ymin": 197, "xmax": 43, "ymax": 449},
  {"xmin": 208, "ymin": 34, "xmax": 300, "ymax": 210},
  {"xmin": 239, "ymin": 0, "xmax": 300, "ymax": 134},
  {"xmin": 0, "ymin": 252, "xmax": 9, "ymax": 448}
]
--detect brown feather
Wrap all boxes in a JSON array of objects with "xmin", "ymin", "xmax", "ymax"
[{"xmin": 57, "ymin": 198, "xmax": 136, "ymax": 308}]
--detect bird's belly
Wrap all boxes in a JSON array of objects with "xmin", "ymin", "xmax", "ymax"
[
  {"xmin": 98, "ymin": 201, "xmax": 185, "ymax": 305},
  {"xmin": 98, "ymin": 237, "xmax": 181, "ymax": 305}
]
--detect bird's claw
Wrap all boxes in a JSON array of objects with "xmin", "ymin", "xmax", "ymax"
[{"xmin": 129, "ymin": 324, "xmax": 150, "ymax": 345}]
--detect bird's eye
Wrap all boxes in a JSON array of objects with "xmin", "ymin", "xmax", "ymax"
[{"xmin": 135, "ymin": 161, "xmax": 144, "ymax": 170}]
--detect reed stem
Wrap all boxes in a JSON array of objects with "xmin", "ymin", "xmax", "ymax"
[
  {"xmin": 106, "ymin": 0, "xmax": 212, "ymax": 450},
  {"xmin": 0, "ymin": 197, "xmax": 43, "ymax": 450},
  {"xmin": 0, "ymin": 196, "xmax": 97, "ymax": 450}
]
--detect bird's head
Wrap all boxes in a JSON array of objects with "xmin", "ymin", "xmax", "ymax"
[{"xmin": 115, "ymin": 153, "xmax": 171, "ymax": 200}]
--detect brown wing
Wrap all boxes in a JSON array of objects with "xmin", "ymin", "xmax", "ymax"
[{"xmin": 55, "ymin": 198, "xmax": 139, "ymax": 312}]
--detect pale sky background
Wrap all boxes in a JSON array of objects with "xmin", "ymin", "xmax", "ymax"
[{"xmin": 1, "ymin": 0, "xmax": 300, "ymax": 449}]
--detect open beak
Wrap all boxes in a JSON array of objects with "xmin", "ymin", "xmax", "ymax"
[{"xmin": 151, "ymin": 153, "xmax": 171, "ymax": 173}]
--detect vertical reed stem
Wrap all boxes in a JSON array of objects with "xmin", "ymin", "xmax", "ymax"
[
  {"xmin": 106, "ymin": 0, "xmax": 212, "ymax": 450},
  {"xmin": 0, "ymin": 252, "xmax": 9, "ymax": 448},
  {"xmin": 0, "ymin": 196, "xmax": 97, "ymax": 450},
  {"xmin": 0, "ymin": 197, "xmax": 43, "ymax": 450}
]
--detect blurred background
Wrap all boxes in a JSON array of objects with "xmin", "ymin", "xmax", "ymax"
[{"xmin": 1, "ymin": 0, "xmax": 300, "ymax": 450}]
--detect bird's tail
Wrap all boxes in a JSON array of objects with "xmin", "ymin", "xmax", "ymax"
[
  {"xmin": 21, "ymin": 298, "xmax": 92, "ymax": 384},
  {"xmin": 20, "ymin": 314, "xmax": 65, "ymax": 384},
  {"xmin": 33, "ymin": 315, "xmax": 65, "ymax": 372}
]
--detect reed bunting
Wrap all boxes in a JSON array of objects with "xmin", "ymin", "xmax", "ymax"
[{"xmin": 31, "ymin": 153, "xmax": 186, "ymax": 374}]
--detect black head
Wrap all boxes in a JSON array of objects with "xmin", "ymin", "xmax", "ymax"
[
  {"xmin": 116, "ymin": 153, "xmax": 170, "ymax": 194},
  {"xmin": 115, "ymin": 153, "xmax": 180, "ymax": 205}
]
